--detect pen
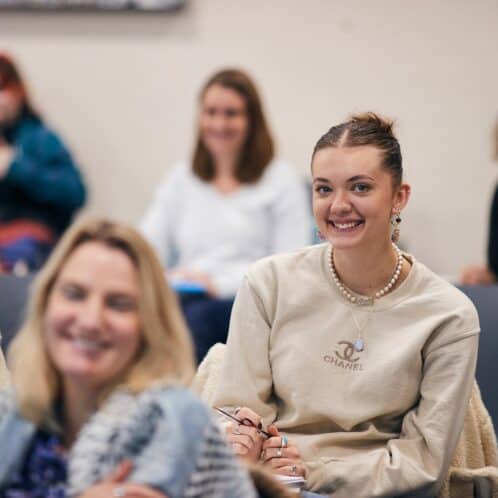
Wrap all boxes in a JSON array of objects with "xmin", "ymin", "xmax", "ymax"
[{"xmin": 214, "ymin": 406, "xmax": 270, "ymax": 438}]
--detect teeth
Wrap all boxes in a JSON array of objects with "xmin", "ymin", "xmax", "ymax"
[
  {"xmin": 335, "ymin": 221, "xmax": 360, "ymax": 229},
  {"xmin": 72, "ymin": 338, "xmax": 102, "ymax": 352}
]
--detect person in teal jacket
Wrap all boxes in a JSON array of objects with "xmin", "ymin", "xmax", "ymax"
[{"xmin": 0, "ymin": 53, "xmax": 86, "ymax": 272}]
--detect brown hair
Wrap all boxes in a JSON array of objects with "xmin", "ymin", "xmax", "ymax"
[
  {"xmin": 312, "ymin": 112, "xmax": 403, "ymax": 186},
  {"xmin": 8, "ymin": 217, "xmax": 195, "ymax": 427},
  {"xmin": 0, "ymin": 52, "xmax": 39, "ymax": 120},
  {"xmin": 192, "ymin": 68, "xmax": 274, "ymax": 183}
]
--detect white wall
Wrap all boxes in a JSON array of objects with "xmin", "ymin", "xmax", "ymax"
[{"xmin": 1, "ymin": 0, "xmax": 497, "ymax": 276}]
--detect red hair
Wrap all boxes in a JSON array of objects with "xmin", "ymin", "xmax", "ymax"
[{"xmin": 0, "ymin": 52, "xmax": 38, "ymax": 119}]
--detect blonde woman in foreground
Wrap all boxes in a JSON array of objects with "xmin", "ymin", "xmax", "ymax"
[{"xmin": 0, "ymin": 218, "xmax": 256, "ymax": 498}]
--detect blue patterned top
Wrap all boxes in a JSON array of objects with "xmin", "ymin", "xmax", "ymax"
[{"xmin": 4, "ymin": 430, "xmax": 67, "ymax": 498}]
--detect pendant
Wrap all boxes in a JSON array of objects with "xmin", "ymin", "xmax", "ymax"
[
  {"xmin": 353, "ymin": 338, "xmax": 364, "ymax": 352},
  {"xmin": 356, "ymin": 296, "xmax": 374, "ymax": 306}
]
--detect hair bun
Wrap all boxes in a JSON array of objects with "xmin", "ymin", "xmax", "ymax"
[{"xmin": 349, "ymin": 112, "xmax": 395, "ymax": 136}]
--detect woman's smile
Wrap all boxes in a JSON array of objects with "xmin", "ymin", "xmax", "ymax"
[
  {"xmin": 58, "ymin": 330, "xmax": 111, "ymax": 354},
  {"xmin": 328, "ymin": 219, "xmax": 365, "ymax": 231}
]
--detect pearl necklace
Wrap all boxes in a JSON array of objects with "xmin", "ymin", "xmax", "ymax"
[
  {"xmin": 328, "ymin": 243, "xmax": 404, "ymax": 352},
  {"xmin": 328, "ymin": 243, "xmax": 403, "ymax": 305}
]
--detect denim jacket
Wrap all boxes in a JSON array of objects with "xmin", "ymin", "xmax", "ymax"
[{"xmin": 0, "ymin": 386, "xmax": 256, "ymax": 498}]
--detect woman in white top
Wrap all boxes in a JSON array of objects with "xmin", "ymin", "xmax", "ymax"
[
  {"xmin": 213, "ymin": 113, "xmax": 480, "ymax": 497},
  {"xmin": 141, "ymin": 68, "xmax": 310, "ymax": 363}
]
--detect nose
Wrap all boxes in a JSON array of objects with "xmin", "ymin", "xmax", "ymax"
[
  {"xmin": 329, "ymin": 190, "xmax": 352, "ymax": 215},
  {"xmin": 207, "ymin": 111, "xmax": 231, "ymax": 130},
  {"xmin": 78, "ymin": 297, "xmax": 104, "ymax": 336},
  {"xmin": 213, "ymin": 116, "xmax": 229, "ymax": 131}
]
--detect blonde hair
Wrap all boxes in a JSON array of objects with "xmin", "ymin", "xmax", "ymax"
[{"xmin": 8, "ymin": 218, "xmax": 195, "ymax": 426}]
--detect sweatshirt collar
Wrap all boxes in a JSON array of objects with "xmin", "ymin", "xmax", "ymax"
[{"xmin": 319, "ymin": 243, "xmax": 421, "ymax": 312}]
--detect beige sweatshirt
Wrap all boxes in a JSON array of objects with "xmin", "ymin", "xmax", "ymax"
[{"xmin": 213, "ymin": 244, "xmax": 480, "ymax": 497}]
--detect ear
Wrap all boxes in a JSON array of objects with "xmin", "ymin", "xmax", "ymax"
[{"xmin": 392, "ymin": 183, "xmax": 411, "ymax": 214}]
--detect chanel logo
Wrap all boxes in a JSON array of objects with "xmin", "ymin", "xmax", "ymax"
[
  {"xmin": 323, "ymin": 340, "xmax": 364, "ymax": 371},
  {"xmin": 335, "ymin": 340, "xmax": 360, "ymax": 363}
]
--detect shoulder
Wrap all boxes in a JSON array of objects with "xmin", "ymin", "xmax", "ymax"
[
  {"xmin": 0, "ymin": 390, "xmax": 35, "ymax": 451},
  {"xmin": 246, "ymin": 244, "xmax": 325, "ymax": 292},
  {"xmin": 260, "ymin": 158, "xmax": 304, "ymax": 186},
  {"xmin": 265, "ymin": 158, "xmax": 295, "ymax": 174},
  {"xmin": 156, "ymin": 160, "xmax": 197, "ymax": 188},
  {"xmin": 415, "ymin": 260, "xmax": 478, "ymax": 317},
  {"xmin": 0, "ymin": 389, "xmax": 16, "ymax": 421},
  {"xmin": 412, "ymin": 259, "xmax": 480, "ymax": 339},
  {"xmin": 168, "ymin": 160, "xmax": 191, "ymax": 177},
  {"xmin": 249, "ymin": 243, "xmax": 325, "ymax": 275},
  {"xmin": 16, "ymin": 116, "xmax": 64, "ymax": 148},
  {"xmin": 0, "ymin": 392, "xmax": 37, "ymax": 486},
  {"xmin": 490, "ymin": 184, "xmax": 498, "ymax": 211}
]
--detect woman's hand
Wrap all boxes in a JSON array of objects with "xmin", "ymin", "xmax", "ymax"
[
  {"xmin": 78, "ymin": 460, "xmax": 169, "ymax": 498},
  {"xmin": 460, "ymin": 265, "xmax": 496, "ymax": 285},
  {"xmin": 262, "ymin": 425, "xmax": 305, "ymax": 478},
  {"xmin": 225, "ymin": 406, "xmax": 264, "ymax": 463}
]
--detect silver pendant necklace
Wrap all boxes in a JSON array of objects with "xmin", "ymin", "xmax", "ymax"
[
  {"xmin": 328, "ymin": 243, "xmax": 404, "ymax": 352},
  {"xmin": 350, "ymin": 311, "xmax": 371, "ymax": 352}
]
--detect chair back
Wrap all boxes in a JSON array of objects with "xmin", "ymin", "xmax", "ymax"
[
  {"xmin": 191, "ymin": 342, "xmax": 226, "ymax": 406},
  {"xmin": 459, "ymin": 285, "xmax": 498, "ymax": 431},
  {"xmin": 0, "ymin": 273, "xmax": 33, "ymax": 354}
]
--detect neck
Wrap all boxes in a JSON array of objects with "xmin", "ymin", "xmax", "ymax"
[
  {"xmin": 211, "ymin": 155, "xmax": 242, "ymax": 194},
  {"xmin": 332, "ymin": 240, "xmax": 401, "ymax": 297},
  {"xmin": 212, "ymin": 153, "xmax": 238, "ymax": 178},
  {"xmin": 62, "ymin": 380, "xmax": 98, "ymax": 448}
]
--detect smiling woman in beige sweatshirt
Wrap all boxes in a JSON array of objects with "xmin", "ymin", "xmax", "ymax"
[{"xmin": 213, "ymin": 112, "xmax": 479, "ymax": 498}]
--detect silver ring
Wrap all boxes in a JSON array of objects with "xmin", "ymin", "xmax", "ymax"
[
  {"xmin": 113, "ymin": 487, "xmax": 127, "ymax": 497},
  {"xmin": 276, "ymin": 447, "xmax": 283, "ymax": 458},
  {"xmin": 234, "ymin": 406, "xmax": 241, "ymax": 415},
  {"xmin": 281, "ymin": 435, "xmax": 288, "ymax": 448},
  {"xmin": 291, "ymin": 464, "xmax": 297, "ymax": 475}
]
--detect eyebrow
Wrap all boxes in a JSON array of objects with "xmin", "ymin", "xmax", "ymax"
[
  {"xmin": 347, "ymin": 175, "xmax": 375, "ymax": 182},
  {"xmin": 312, "ymin": 177, "xmax": 331, "ymax": 184},
  {"xmin": 312, "ymin": 175, "xmax": 375, "ymax": 184}
]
